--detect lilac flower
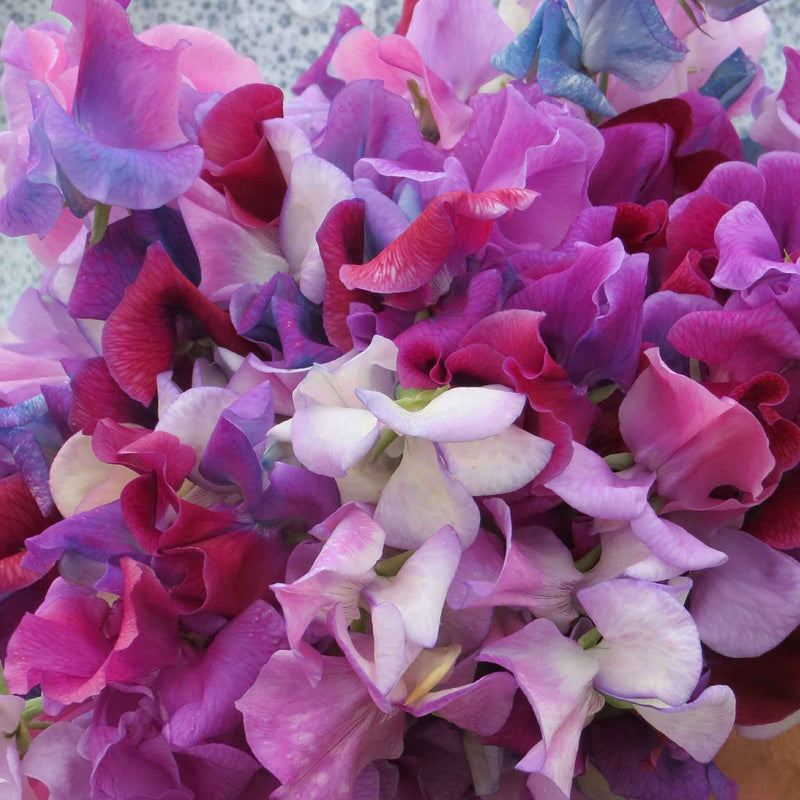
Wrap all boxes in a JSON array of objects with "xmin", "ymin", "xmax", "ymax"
[{"xmin": 29, "ymin": 0, "xmax": 204, "ymax": 215}]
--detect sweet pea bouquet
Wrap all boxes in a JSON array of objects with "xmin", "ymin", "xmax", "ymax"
[{"xmin": 0, "ymin": 0, "xmax": 798, "ymax": 797}]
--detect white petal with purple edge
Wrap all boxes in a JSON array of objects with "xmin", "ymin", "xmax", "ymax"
[
  {"xmin": 291, "ymin": 405, "xmax": 381, "ymax": 478},
  {"xmin": 375, "ymin": 438, "xmax": 481, "ymax": 548},
  {"xmin": 691, "ymin": 528, "xmax": 800, "ymax": 657},
  {"xmin": 544, "ymin": 443, "xmax": 654, "ymax": 520},
  {"xmin": 479, "ymin": 619, "xmax": 600, "ymax": 796},
  {"xmin": 629, "ymin": 504, "xmax": 727, "ymax": 571},
  {"xmin": 577, "ymin": 579, "xmax": 702, "ymax": 706},
  {"xmin": 294, "ymin": 336, "xmax": 398, "ymax": 411},
  {"xmin": 635, "ymin": 685, "xmax": 736, "ymax": 763},
  {"xmin": 356, "ymin": 385, "xmax": 526, "ymax": 442},
  {"xmin": 279, "ymin": 152, "xmax": 354, "ymax": 304},
  {"xmin": 312, "ymin": 508, "xmax": 385, "ymax": 577},
  {"xmin": 155, "ymin": 386, "xmax": 238, "ymax": 483},
  {"xmin": 440, "ymin": 426, "xmax": 553, "ymax": 496},
  {"xmin": 262, "ymin": 117, "xmax": 313, "ymax": 182},
  {"xmin": 364, "ymin": 525, "xmax": 462, "ymax": 648},
  {"xmin": 179, "ymin": 196, "xmax": 288, "ymax": 303}
]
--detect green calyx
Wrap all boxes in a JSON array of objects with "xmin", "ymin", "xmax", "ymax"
[
  {"xmin": 394, "ymin": 384, "xmax": 449, "ymax": 411},
  {"xmin": 578, "ymin": 627, "xmax": 603, "ymax": 650},
  {"xmin": 574, "ymin": 545, "xmax": 602, "ymax": 573},
  {"xmin": 603, "ymin": 452, "xmax": 635, "ymax": 472},
  {"xmin": 588, "ymin": 383, "xmax": 618, "ymax": 404},
  {"xmin": 374, "ymin": 549, "xmax": 414, "ymax": 577},
  {"xmin": 90, "ymin": 203, "xmax": 112, "ymax": 245},
  {"xmin": 601, "ymin": 693, "xmax": 635, "ymax": 710}
]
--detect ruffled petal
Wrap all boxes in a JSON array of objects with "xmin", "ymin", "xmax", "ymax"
[{"xmin": 339, "ymin": 188, "xmax": 534, "ymax": 294}]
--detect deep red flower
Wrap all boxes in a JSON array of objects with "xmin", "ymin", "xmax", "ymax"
[
  {"xmin": 102, "ymin": 243, "xmax": 254, "ymax": 405},
  {"xmin": 198, "ymin": 83, "xmax": 286, "ymax": 227}
]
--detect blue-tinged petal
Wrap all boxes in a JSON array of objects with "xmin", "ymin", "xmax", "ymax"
[
  {"xmin": 575, "ymin": 0, "xmax": 687, "ymax": 91},
  {"xmin": 703, "ymin": 0, "xmax": 768, "ymax": 21},
  {"xmin": 699, "ymin": 48, "xmax": 757, "ymax": 110},
  {"xmin": 537, "ymin": 0, "xmax": 616, "ymax": 117},
  {"xmin": 0, "ymin": 174, "xmax": 63, "ymax": 237},
  {"xmin": 38, "ymin": 90, "xmax": 203, "ymax": 209},
  {"xmin": 491, "ymin": 1, "xmax": 548, "ymax": 80}
]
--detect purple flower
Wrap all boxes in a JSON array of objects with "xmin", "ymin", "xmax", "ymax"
[{"xmin": 29, "ymin": 0, "xmax": 203, "ymax": 216}]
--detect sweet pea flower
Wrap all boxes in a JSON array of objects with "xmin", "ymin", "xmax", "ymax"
[
  {"xmin": 273, "ymin": 504, "xmax": 461, "ymax": 703},
  {"xmin": 5, "ymin": 559, "xmax": 180, "ymax": 706},
  {"xmin": 480, "ymin": 579, "xmax": 736, "ymax": 798},
  {"xmin": 752, "ymin": 47, "xmax": 800, "ymax": 153},
  {"xmin": 270, "ymin": 335, "xmax": 554, "ymax": 547},
  {"xmin": 24, "ymin": 0, "xmax": 204, "ymax": 219},
  {"xmin": 607, "ymin": 0, "xmax": 770, "ymax": 115},
  {"xmin": 545, "ymin": 348, "xmax": 775, "ymax": 572},
  {"xmin": 453, "ymin": 84, "xmax": 604, "ymax": 252},
  {"xmin": 492, "ymin": 0, "xmax": 687, "ymax": 116},
  {"xmin": 238, "ymin": 648, "xmax": 516, "ymax": 800},
  {"xmin": 668, "ymin": 151, "xmax": 800, "ymax": 292},
  {"xmin": 330, "ymin": 0, "xmax": 515, "ymax": 147}
]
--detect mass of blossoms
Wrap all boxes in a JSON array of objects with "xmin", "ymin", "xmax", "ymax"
[{"xmin": 0, "ymin": 0, "xmax": 798, "ymax": 796}]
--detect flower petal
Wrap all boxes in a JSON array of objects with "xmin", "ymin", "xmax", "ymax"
[
  {"xmin": 578, "ymin": 578, "xmax": 702, "ymax": 705},
  {"xmin": 375, "ymin": 437, "xmax": 480, "ymax": 548},
  {"xmin": 690, "ymin": 528, "xmax": 800, "ymax": 658},
  {"xmin": 636, "ymin": 685, "xmax": 736, "ymax": 762},
  {"xmin": 439, "ymin": 425, "xmax": 553, "ymax": 496}
]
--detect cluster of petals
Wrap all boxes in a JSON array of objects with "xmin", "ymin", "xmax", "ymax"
[{"xmin": 0, "ymin": 0, "xmax": 798, "ymax": 799}]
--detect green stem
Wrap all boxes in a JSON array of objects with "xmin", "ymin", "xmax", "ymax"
[
  {"xmin": 578, "ymin": 627, "xmax": 603, "ymax": 650},
  {"xmin": 374, "ymin": 549, "xmax": 414, "ymax": 577},
  {"xmin": 603, "ymin": 452, "xmax": 635, "ymax": 472},
  {"xmin": 90, "ymin": 203, "xmax": 111, "ymax": 245},
  {"xmin": 574, "ymin": 545, "xmax": 602, "ymax": 573}
]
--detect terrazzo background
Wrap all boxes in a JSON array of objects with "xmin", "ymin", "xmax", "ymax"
[{"xmin": 0, "ymin": 0, "xmax": 796, "ymax": 320}]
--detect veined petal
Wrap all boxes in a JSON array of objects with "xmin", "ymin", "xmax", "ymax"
[{"xmin": 339, "ymin": 188, "xmax": 534, "ymax": 294}]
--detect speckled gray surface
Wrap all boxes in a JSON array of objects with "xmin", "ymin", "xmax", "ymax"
[{"xmin": 0, "ymin": 0, "xmax": 796, "ymax": 321}]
